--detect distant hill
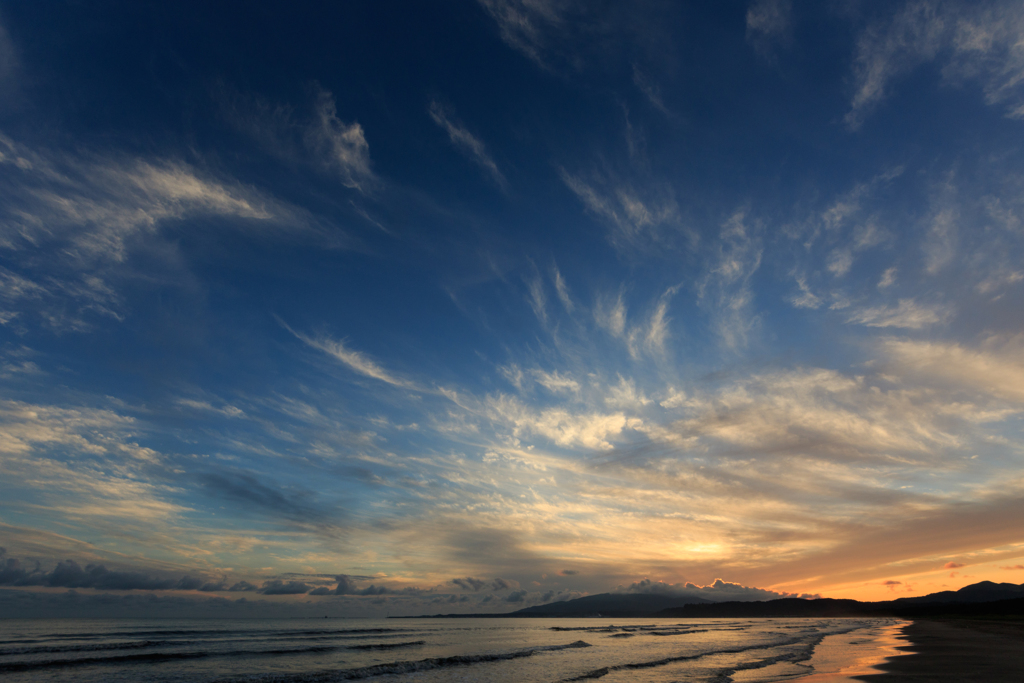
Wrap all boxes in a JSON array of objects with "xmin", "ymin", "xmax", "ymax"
[
  {"xmin": 891, "ymin": 580, "xmax": 1024, "ymax": 605},
  {"xmin": 654, "ymin": 581, "xmax": 1024, "ymax": 619},
  {"xmin": 653, "ymin": 595, "xmax": 1024, "ymax": 619},
  {"xmin": 407, "ymin": 592, "xmax": 712, "ymax": 619},
  {"xmin": 402, "ymin": 581, "xmax": 1024, "ymax": 619},
  {"xmin": 505, "ymin": 592, "xmax": 712, "ymax": 617}
]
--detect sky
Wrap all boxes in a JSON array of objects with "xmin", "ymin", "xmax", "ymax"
[{"xmin": 1, "ymin": 0, "xmax": 1024, "ymax": 618}]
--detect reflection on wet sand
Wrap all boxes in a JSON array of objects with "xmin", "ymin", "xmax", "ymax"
[
  {"xmin": 731, "ymin": 620, "xmax": 911, "ymax": 683},
  {"xmin": 800, "ymin": 621, "xmax": 911, "ymax": 682}
]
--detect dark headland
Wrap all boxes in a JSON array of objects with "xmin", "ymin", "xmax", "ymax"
[{"xmin": 405, "ymin": 580, "xmax": 1024, "ymax": 619}]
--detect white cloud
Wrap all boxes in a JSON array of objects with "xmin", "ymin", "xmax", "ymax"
[
  {"xmin": 499, "ymin": 363, "xmax": 526, "ymax": 390},
  {"xmin": 789, "ymin": 276, "xmax": 822, "ymax": 309},
  {"xmin": 0, "ymin": 134, "xmax": 299, "ymax": 330},
  {"xmin": 826, "ymin": 221, "xmax": 890, "ymax": 278},
  {"xmin": 625, "ymin": 289, "xmax": 676, "ymax": 359},
  {"xmin": 0, "ymin": 267, "xmax": 123, "ymax": 333},
  {"xmin": 176, "ymin": 399, "xmax": 246, "ymax": 419},
  {"xmin": 802, "ymin": 170, "xmax": 902, "ymax": 249},
  {"xmin": 0, "ymin": 400, "xmax": 185, "ymax": 524},
  {"xmin": 827, "ymin": 248, "xmax": 854, "ymax": 277},
  {"xmin": 291, "ymin": 329, "xmax": 416, "ymax": 389},
  {"xmin": 851, "ymin": 300, "xmax": 934, "ymax": 330},
  {"xmin": 552, "ymin": 266, "xmax": 574, "ymax": 312},
  {"xmin": 975, "ymin": 269, "xmax": 1024, "ymax": 294},
  {"xmin": 594, "ymin": 292, "xmax": 627, "ymax": 337},
  {"xmin": 947, "ymin": 3, "xmax": 1024, "ymax": 112},
  {"xmin": 659, "ymin": 386, "xmax": 688, "ymax": 409},
  {"xmin": 0, "ymin": 134, "xmax": 273, "ymax": 264},
  {"xmin": 307, "ymin": 88, "xmax": 375, "ymax": 191},
  {"xmin": 485, "ymin": 394, "xmax": 641, "ymax": 450},
  {"xmin": 699, "ymin": 211, "xmax": 763, "ymax": 349},
  {"xmin": 526, "ymin": 275, "xmax": 547, "ymax": 323},
  {"xmin": 846, "ymin": 0, "xmax": 1024, "ymax": 128},
  {"xmin": 0, "ymin": 399, "xmax": 136, "ymax": 456},
  {"xmin": 847, "ymin": 299, "xmax": 950, "ymax": 329},
  {"xmin": 0, "ymin": 347, "xmax": 41, "ymax": 379},
  {"xmin": 924, "ymin": 206, "xmax": 958, "ymax": 274},
  {"xmin": 532, "ymin": 369, "xmax": 580, "ymax": 395},
  {"xmin": 632, "ymin": 65, "xmax": 670, "ymax": 115},
  {"xmin": 476, "ymin": 0, "xmax": 566, "ymax": 68},
  {"xmin": 639, "ymin": 298, "xmax": 670, "ymax": 356},
  {"xmin": 878, "ymin": 267, "xmax": 898, "ymax": 289},
  {"xmin": 846, "ymin": 1, "xmax": 948, "ymax": 129},
  {"xmin": 558, "ymin": 167, "xmax": 683, "ymax": 251},
  {"xmin": 821, "ymin": 194, "xmax": 863, "ymax": 234},
  {"xmin": 745, "ymin": 0, "xmax": 792, "ymax": 58},
  {"xmin": 983, "ymin": 193, "xmax": 1023, "ymax": 232},
  {"xmin": 669, "ymin": 367, "xmax": 965, "ymax": 459},
  {"xmin": 853, "ymin": 222, "xmax": 888, "ymax": 250},
  {"xmin": 604, "ymin": 376, "xmax": 650, "ymax": 410},
  {"xmin": 429, "ymin": 101, "xmax": 507, "ymax": 190},
  {"xmin": 0, "ymin": 267, "xmax": 46, "ymax": 303},
  {"xmin": 219, "ymin": 86, "xmax": 375, "ymax": 193},
  {"xmin": 882, "ymin": 335, "xmax": 1024, "ymax": 403}
]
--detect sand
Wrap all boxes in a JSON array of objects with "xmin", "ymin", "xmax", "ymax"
[{"xmin": 856, "ymin": 619, "xmax": 1024, "ymax": 682}]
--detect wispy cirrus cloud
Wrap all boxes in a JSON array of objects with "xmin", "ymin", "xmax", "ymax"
[
  {"xmin": 661, "ymin": 367, "xmax": 966, "ymax": 461},
  {"xmin": 552, "ymin": 265, "xmax": 574, "ymax": 312},
  {"xmin": 559, "ymin": 167, "xmax": 684, "ymax": 253},
  {"xmin": 594, "ymin": 287, "xmax": 676, "ymax": 359},
  {"xmin": 219, "ymin": 85, "xmax": 376, "ymax": 193},
  {"xmin": 532, "ymin": 369, "xmax": 580, "ymax": 395},
  {"xmin": 0, "ymin": 399, "xmax": 187, "ymax": 529},
  {"xmin": 484, "ymin": 393, "xmax": 642, "ymax": 451},
  {"xmin": 846, "ymin": 298, "xmax": 951, "ymax": 329},
  {"xmin": 176, "ymin": 399, "xmax": 246, "ymax": 419},
  {"xmin": 306, "ymin": 88, "xmax": 375, "ymax": 192},
  {"xmin": 286, "ymin": 324, "xmax": 418, "ymax": 390},
  {"xmin": 429, "ymin": 101, "xmax": 507, "ymax": 190},
  {"xmin": 0, "ymin": 133, "xmax": 313, "ymax": 331},
  {"xmin": 881, "ymin": 335, "xmax": 1024, "ymax": 403},
  {"xmin": 476, "ymin": 0, "xmax": 569, "ymax": 68},
  {"xmin": 788, "ymin": 276, "xmax": 822, "ymax": 309},
  {"xmin": 846, "ymin": 0, "xmax": 1024, "ymax": 128},
  {"xmin": 627, "ymin": 288, "xmax": 675, "ymax": 359},
  {"xmin": 745, "ymin": 0, "xmax": 792, "ymax": 59},
  {"xmin": 0, "ymin": 134, "xmax": 274, "ymax": 263},
  {"xmin": 699, "ymin": 211, "xmax": 763, "ymax": 350},
  {"xmin": 0, "ymin": 266, "xmax": 123, "ymax": 332},
  {"xmin": 593, "ymin": 290, "xmax": 628, "ymax": 338},
  {"xmin": 631, "ymin": 65, "xmax": 671, "ymax": 116}
]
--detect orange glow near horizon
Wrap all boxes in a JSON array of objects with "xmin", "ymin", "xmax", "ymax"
[{"xmin": 804, "ymin": 557, "xmax": 1024, "ymax": 602}]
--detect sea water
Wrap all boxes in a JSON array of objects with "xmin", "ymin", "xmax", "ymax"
[{"xmin": 0, "ymin": 617, "xmax": 907, "ymax": 682}]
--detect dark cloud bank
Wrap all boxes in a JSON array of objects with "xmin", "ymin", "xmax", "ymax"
[
  {"xmin": 0, "ymin": 554, "xmax": 255, "ymax": 593},
  {"xmin": 0, "ymin": 550, "xmax": 811, "ymax": 618}
]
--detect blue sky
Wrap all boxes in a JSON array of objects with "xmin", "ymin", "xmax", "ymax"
[{"xmin": 2, "ymin": 0, "xmax": 1024, "ymax": 617}]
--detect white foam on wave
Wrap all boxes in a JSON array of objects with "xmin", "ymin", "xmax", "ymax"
[{"xmin": 228, "ymin": 639, "xmax": 593, "ymax": 682}]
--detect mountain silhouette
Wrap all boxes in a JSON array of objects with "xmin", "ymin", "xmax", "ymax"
[{"xmin": 404, "ymin": 581, "xmax": 1024, "ymax": 619}]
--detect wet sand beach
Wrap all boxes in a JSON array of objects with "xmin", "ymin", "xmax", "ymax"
[{"xmin": 858, "ymin": 619, "xmax": 1024, "ymax": 682}]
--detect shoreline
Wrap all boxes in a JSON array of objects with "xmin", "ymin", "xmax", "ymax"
[{"xmin": 856, "ymin": 619, "xmax": 1024, "ymax": 682}]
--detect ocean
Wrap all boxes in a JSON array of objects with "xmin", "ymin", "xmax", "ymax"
[{"xmin": 0, "ymin": 617, "xmax": 907, "ymax": 682}]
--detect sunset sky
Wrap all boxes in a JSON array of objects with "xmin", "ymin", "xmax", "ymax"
[{"xmin": 2, "ymin": 0, "xmax": 1024, "ymax": 618}]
